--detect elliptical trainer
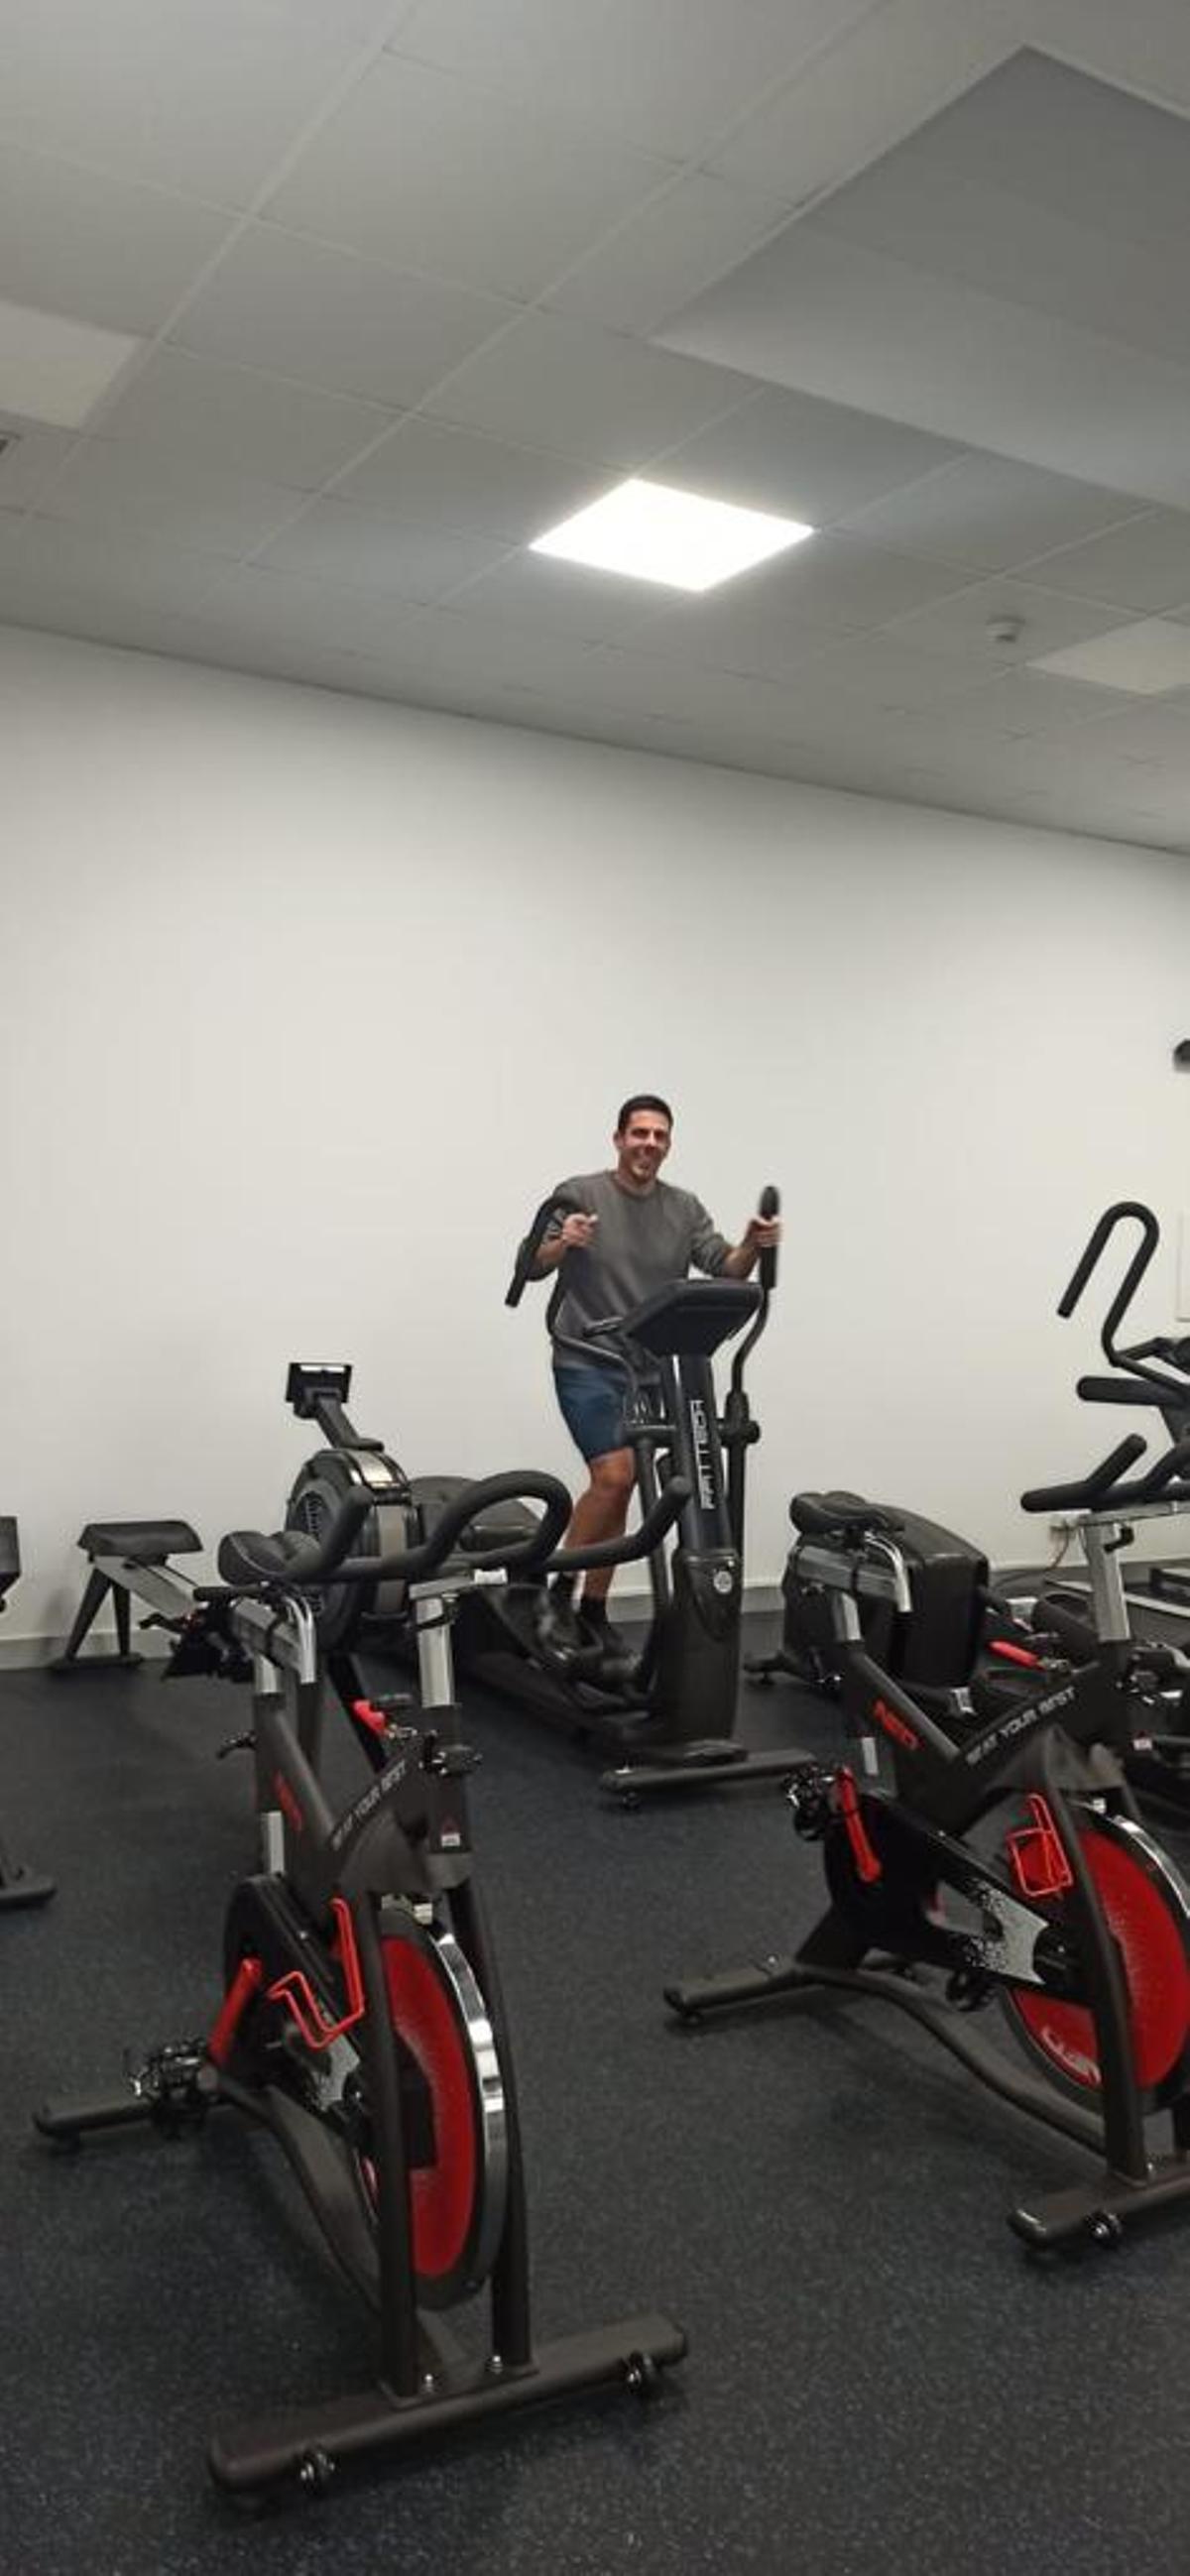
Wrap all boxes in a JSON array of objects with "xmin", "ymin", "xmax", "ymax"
[
  {"xmin": 281, "ymin": 1192, "xmax": 804, "ymax": 1802},
  {"xmin": 472, "ymin": 1184, "xmax": 803, "ymax": 1800}
]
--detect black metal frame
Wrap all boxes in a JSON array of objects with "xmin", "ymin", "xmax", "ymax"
[
  {"xmin": 668, "ymin": 1519, "xmax": 1190, "ymax": 2253},
  {"xmin": 36, "ymin": 1478, "xmax": 686, "ymax": 2501},
  {"xmin": 455, "ymin": 1189, "xmax": 800, "ymax": 1801},
  {"xmin": 0, "ymin": 1517, "xmax": 54, "ymax": 1909}
]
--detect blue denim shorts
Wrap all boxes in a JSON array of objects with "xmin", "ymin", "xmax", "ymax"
[{"xmin": 552, "ymin": 1364, "xmax": 627, "ymax": 1464}]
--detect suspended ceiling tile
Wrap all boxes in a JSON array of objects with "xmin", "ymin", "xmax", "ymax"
[
  {"xmin": 706, "ymin": 0, "xmax": 1016, "ymax": 200},
  {"xmin": 436, "ymin": 548, "xmax": 669, "ymax": 644},
  {"xmin": 0, "ymin": 417, "xmax": 75, "ymax": 507},
  {"xmin": 98, "ymin": 349, "xmax": 401, "ymax": 490},
  {"xmin": 337, "ymin": 419, "xmax": 605, "ymax": 542},
  {"xmin": 0, "ymin": 0, "xmax": 399, "ymax": 206},
  {"xmin": 885, "ymin": 575, "xmax": 1136, "ymax": 663},
  {"xmin": 656, "ymin": 385, "xmax": 962, "ymax": 526},
  {"xmin": 544, "ymin": 173, "xmax": 794, "ymax": 337},
  {"xmin": 805, "ymin": 631, "xmax": 1014, "ymax": 711},
  {"xmin": 0, "ymin": 297, "xmax": 141, "ymax": 430},
  {"xmin": 1030, "ymin": 618, "xmax": 1190, "ymax": 694},
  {"xmin": 33, "ymin": 439, "xmax": 309, "ymax": 555},
  {"xmin": 256, "ymin": 495, "xmax": 510, "ymax": 600},
  {"xmin": 817, "ymin": 44, "xmax": 1190, "ymax": 249},
  {"xmin": 1017, "ymin": 509, "xmax": 1190, "ymax": 613},
  {"xmin": 628, "ymin": 560, "xmax": 855, "ymax": 679},
  {"xmin": 183, "ymin": 563, "xmax": 440, "ymax": 656},
  {"xmin": 0, "ymin": 144, "xmax": 235, "ymax": 341},
  {"xmin": 0, "ymin": 515, "xmax": 232, "ymax": 613},
  {"xmin": 265, "ymin": 54, "xmax": 673, "ymax": 303},
  {"xmin": 839, "ymin": 452, "xmax": 1147, "ymax": 570},
  {"xmin": 392, "ymin": 0, "xmax": 869, "ymax": 163},
  {"xmin": 174, "ymin": 225, "xmax": 512, "ymax": 410},
  {"xmin": 424, "ymin": 308, "xmax": 755, "ymax": 469},
  {"xmin": 662, "ymin": 220, "xmax": 1190, "ymax": 513}
]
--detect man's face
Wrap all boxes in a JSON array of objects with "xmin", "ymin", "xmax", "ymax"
[{"xmin": 614, "ymin": 1110, "xmax": 672, "ymax": 1186}]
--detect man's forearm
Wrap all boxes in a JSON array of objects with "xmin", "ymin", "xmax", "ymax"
[
  {"xmin": 721, "ymin": 1241, "xmax": 760, "ymax": 1279},
  {"xmin": 532, "ymin": 1234, "xmax": 567, "ymax": 1277}
]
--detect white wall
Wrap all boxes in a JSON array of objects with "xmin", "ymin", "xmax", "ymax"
[{"xmin": 3, "ymin": 622, "xmax": 1189, "ymax": 1649}]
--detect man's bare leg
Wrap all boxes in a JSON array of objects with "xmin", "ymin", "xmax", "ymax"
[{"xmin": 542, "ymin": 1448, "xmax": 635, "ymax": 1653}]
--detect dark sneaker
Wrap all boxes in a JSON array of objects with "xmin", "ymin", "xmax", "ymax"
[
  {"xmin": 532, "ymin": 1586, "xmax": 589, "ymax": 1661},
  {"xmin": 580, "ymin": 1614, "xmax": 629, "ymax": 1660}
]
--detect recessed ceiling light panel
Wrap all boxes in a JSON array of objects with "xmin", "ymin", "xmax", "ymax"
[
  {"xmin": 0, "ymin": 296, "xmax": 142, "ymax": 430},
  {"xmin": 1030, "ymin": 619, "xmax": 1190, "ymax": 695},
  {"xmin": 530, "ymin": 476, "xmax": 814, "ymax": 592}
]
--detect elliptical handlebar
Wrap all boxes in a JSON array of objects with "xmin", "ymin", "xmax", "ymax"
[
  {"xmin": 757, "ymin": 1181, "xmax": 780, "ymax": 1296},
  {"xmin": 541, "ymin": 1477, "xmax": 691, "ymax": 1576},
  {"xmin": 1057, "ymin": 1201, "xmax": 1159, "ymax": 1346},
  {"xmin": 215, "ymin": 1466, "xmax": 693, "ymax": 1596},
  {"xmin": 730, "ymin": 1183, "xmax": 779, "ymax": 1395},
  {"xmin": 1019, "ymin": 1433, "xmax": 1148, "ymax": 1517},
  {"xmin": 218, "ymin": 1471, "xmax": 573, "ymax": 1591},
  {"xmin": 505, "ymin": 1192, "xmax": 581, "ymax": 1308}
]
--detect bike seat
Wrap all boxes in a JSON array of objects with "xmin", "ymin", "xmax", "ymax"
[{"xmin": 788, "ymin": 1490, "xmax": 904, "ymax": 1541}]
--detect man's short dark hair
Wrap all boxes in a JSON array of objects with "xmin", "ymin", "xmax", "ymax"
[{"xmin": 616, "ymin": 1093, "xmax": 673, "ymax": 1133}]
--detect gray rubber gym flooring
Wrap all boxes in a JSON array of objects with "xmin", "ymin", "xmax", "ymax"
[{"xmin": 0, "ymin": 1638, "xmax": 1183, "ymax": 2576}]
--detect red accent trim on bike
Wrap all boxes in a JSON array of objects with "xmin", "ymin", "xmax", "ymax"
[
  {"xmin": 266, "ymin": 1895, "xmax": 366, "ymax": 2049},
  {"xmin": 382, "ymin": 1935, "xmax": 480, "ymax": 2285},
  {"xmin": 988, "ymin": 1638, "xmax": 1042, "ymax": 1668},
  {"xmin": 275, "ymin": 1773, "xmax": 304, "ymax": 1834},
  {"xmin": 1010, "ymin": 1822, "xmax": 1190, "ymax": 2094},
  {"xmin": 351, "ymin": 1698, "xmax": 391, "ymax": 1740},
  {"xmin": 1007, "ymin": 1795, "xmax": 1074, "ymax": 1900},
  {"xmin": 208, "ymin": 1952, "xmax": 265, "ymax": 2067},
  {"xmin": 836, "ymin": 1768, "xmax": 882, "ymax": 1884}
]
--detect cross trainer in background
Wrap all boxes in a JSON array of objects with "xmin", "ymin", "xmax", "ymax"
[
  {"xmin": 461, "ymin": 1175, "xmax": 804, "ymax": 1800},
  {"xmin": 0, "ymin": 1516, "xmax": 54, "ymax": 1910},
  {"xmin": 38, "ymin": 1459, "xmax": 688, "ymax": 2504}
]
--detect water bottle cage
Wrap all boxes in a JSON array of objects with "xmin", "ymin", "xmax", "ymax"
[{"xmin": 266, "ymin": 1895, "xmax": 367, "ymax": 2050}]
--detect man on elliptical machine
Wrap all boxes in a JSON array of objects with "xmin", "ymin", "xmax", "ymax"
[{"xmin": 526, "ymin": 1093, "xmax": 780, "ymax": 1660}]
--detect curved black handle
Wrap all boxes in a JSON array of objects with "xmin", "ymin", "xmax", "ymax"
[
  {"xmin": 1057, "ymin": 1202, "xmax": 1159, "ymax": 1358},
  {"xmin": 758, "ymin": 1183, "xmax": 779, "ymax": 1293},
  {"xmin": 221, "ymin": 1471, "xmax": 572, "ymax": 1590},
  {"xmin": 541, "ymin": 1477, "xmax": 691, "ymax": 1575},
  {"xmin": 506, "ymin": 1192, "xmax": 581, "ymax": 1307},
  {"xmin": 1019, "ymin": 1433, "xmax": 1147, "ymax": 1515},
  {"xmin": 345, "ymin": 1469, "xmax": 571, "ymax": 1581},
  {"xmin": 1076, "ymin": 1374, "xmax": 1173, "ymax": 1409}
]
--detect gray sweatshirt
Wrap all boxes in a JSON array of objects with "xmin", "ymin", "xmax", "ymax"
[{"xmin": 538, "ymin": 1171, "xmax": 730, "ymax": 1368}]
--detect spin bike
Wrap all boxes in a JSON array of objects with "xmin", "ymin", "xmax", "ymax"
[
  {"xmin": 0, "ymin": 1517, "xmax": 54, "ymax": 1909},
  {"xmin": 750, "ymin": 1199, "xmax": 1190, "ymax": 1820},
  {"xmin": 667, "ymin": 1474, "xmax": 1190, "ymax": 2252},
  {"xmin": 452, "ymin": 1186, "xmax": 803, "ymax": 1801},
  {"xmin": 37, "ymin": 1466, "xmax": 689, "ymax": 2502}
]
